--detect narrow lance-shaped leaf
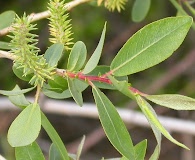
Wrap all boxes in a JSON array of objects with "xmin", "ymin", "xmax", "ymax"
[
  {"xmin": 132, "ymin": 0, "xmax": 151, "ymax": 22},
  {"xmin": 111, "ymin": 16, "xmax": 193, "ymax": 76},
  {"xmin": 44, "ymin": 43, "xmax": 64, "ymax": 67},
  {"xmin": 0, "ymin": 85, "xmax": 35, "ymax": 96},
  {"xmin": 15, "ymin": 142, "xmax": 44, "ymax": 160},
  {"xmin": 67, "ymin": 77, "xmax": 83, "ymax": 107},
  {"xmin": 76, "ymin": 135, "xmax": 85, "ymax": 160},
  {"xmin": 0, "ymin": 11, "xmax": 15, "ymax": 30},
  {"xmin": 136, "ymin": 95, "xmax": 189, "ymax": 150},
  {"xmin": 8, "ymin": 103, "xmax": 41, "ymax": 147},
  {"xmin": 67, "ymin": 41, "xmax": 87, "ymax": 71},
  {"xmin": 41, "ymin": 113, "xmax": 69, "ymax": 160},
  {"xmin": 92, "ymin": 86, "xmax": 135, "ymax": 159},
  {"xmin": 82, "ymin": 23, "xmax": 106, "ymax": 74},
  {"xmin": 136, "ymin": 95, "xmax": 162, "ymax": 160},
  {"xmin": 145, "ymin": 94, "xmax": 195, "ymax": 110},
  {"xmin": 134, "ymin": 139, "xmax": 147, "ymax": 160}
]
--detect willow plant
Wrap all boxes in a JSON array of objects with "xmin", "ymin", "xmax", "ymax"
[{"xmin": 0, "ymin": 0, "xmax": 195, "ymax": 160}]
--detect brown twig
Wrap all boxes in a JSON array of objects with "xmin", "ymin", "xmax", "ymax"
[{"xmin": 0, "ymin": 0, "xmax": 91, "ymax": 37}]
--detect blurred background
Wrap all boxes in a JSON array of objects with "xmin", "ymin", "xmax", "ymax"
[{"xmin": 0, "ymin": 0, "xmax": 195, "ymax": 159}]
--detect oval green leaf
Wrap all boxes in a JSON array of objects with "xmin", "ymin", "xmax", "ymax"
[
  {"xmin": 43, "ymin": 88, "xmax": 71, "ymax": 99},
  {"xmin": 132, "ymin": 0, "xmax": 151, "ymax": 22},
  {"xmin": 15, "ymin": 142, "xmax": 44, "ymax": 160},
  {"xmin": 145, "ymin": 94, "xmax": 195, "ymax": 110},
  {"xmin": 8, "ymin": 103, "xmax": 41, "ymax": 147},
  {"xmin": 92, "ymin": 86, "xmax": 135, "ymax": 159},
  {"xmin": 136, "ymin": 95, "xmax": 189, "ymax": 150},
  {"xmin": 12, "ymin": 63, "xmax": 33, "ymax": 82},
  {"xmin": 48, "ymin": 75, "xmax": 68, "ymax": 92},
  {"xmin": 44, "ymin": 43, "xmax": 64, "ymax": 67},
  {"xmin": 67, "ymin": 41, "xmax": 87, "ymax": 71},
  {"xmin": 0, "ymin": 11, "xmax": 15, "ymax": 30},
  {"xmin": 82, "ymin": 23, "xmax": 106, "ymax": 74},
  {"xmin": 111, "ymin": 16, "xmax": 193, "ymax": 76}
]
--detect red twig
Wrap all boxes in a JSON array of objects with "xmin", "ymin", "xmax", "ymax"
[{"xmin": 56, "ymin": 69, "xmax": 146, "ymax": 96}]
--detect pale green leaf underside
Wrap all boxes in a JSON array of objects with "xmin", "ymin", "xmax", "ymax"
[
  {"xmin": 8, "ymin": 104, "xmax": 41, "ymax": 147},
  {"xmin": 0, "ymin": 85, "xmax": 35, "ymax": 96},
  {"xmin": 76, "ymin": 135, "xmax": 85, "ymax": 160},
  {"xmin": 15, "ymin": 142, "xmax": 44, "ymax": 160},
  {"xmin": 67, "ymin": 77, "xmax": 83, "ymax": 107},
  {"xmin": 67, "ymin": 41, "xmax": 87, "ymax": 71},
  {"xmin": 136, "ymin": 95, "xmax": 189, "ymax": 150},
  {"xmin": 136, "ymin": 95, "xmax": 162, "ymax": 160},
  {"xmin": 8, "ymin": 85, "xmax": 30, "ymax": 109},
  {"xmin": 145, "ymin": 94, "xmax": 195, "ymax": 110},
  {"xmin": 82, "ymin": 23, "xmax": 106, "ymax": 74},
  {"xmin": 132, "ymin": 0, "xmax": 151, "ymax": 22},
  {"xmin": 49, "ymin": 143, "xmax": 63, "ymax": 160},
  {"xmin": 92, "ymin": 87, "xmax": 135, "ymax": 159},
  {"xmin": 111, "ymin": 16, "xmax": 192, "ymax": 76}
]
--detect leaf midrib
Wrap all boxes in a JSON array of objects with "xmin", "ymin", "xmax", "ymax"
[
  {"xmin": 94, "ymin": 87, "xmax": 134, "ymax": 159},
  {"xmin": 112, "ymin": 20, "xmax": 188, "ymax": 73}
]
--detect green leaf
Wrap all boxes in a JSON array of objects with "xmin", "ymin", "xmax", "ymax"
[
  {"xmin": 108, "ymin": 75, "xmax": 135, "ymax": 100},
  {"xmin": 12, "ymin": 63, "xmax": 33, "ymax": 82},
  {"xmin": 44, "ymin": 43, "xmax": 64, "ymax": 67},
  {"xmin": 49, "ymin": 143, "xmax": 63, "ymax": 160},
  {"xmin": 82, "ymin": 23, "xmax": 106, "ymax": 74},
  {"xmin": 67, "ymin": 77, "xmax": 83, "ymax": 107},
  {"xmin": 136, "ymin": 95, "xmax": 162, "ymax": 160},
  {"xmin": 136, "ymin": 95, "xmax": 189, "ymax": 150},
  {"xmin": 15, "ymin": 142, "xmax": 44, "ymax": 160},
  {"xmin": 8, "ymin": 85, "xmax": 30, "ymax": 109},
  {"xmin": 145, "ymin": 94, "xmax": 195, "ymax": 110},
  {"xmin": 76, "ymin": 136, "xmax": 85, "ymax": 160},
  {"xmin": 41, "ymin": 113, "xmax": 69, "ymax": 160},
  {"xmin": 92, "ymin": 86, "xmax": 135, "ymax": 159},
  {"xmin": 110, "ymin": 16, "xmax": 193, "ymax": 76},
  {"xmin": 43, "ymin": 79, "xmax": 88, "ymax": 99},
  {"xmin": 67, "ymin": 41, "xmax": 87, "ymax": 71},
  {"xmin": 0, "ymin": 85, "xmax": 35, "ymax": 96},
  {"xmin": 8, "ymin": 103, "xmax": 41, "ymax": 147},
  {"xmin": 0, "ymin": 11, "xmax": 15, "ymax": 30},
  {"xmin": 0, "ymin": 41, "xmax": 11, "ymax": 50},
  {"xmin": 48, "ymin": 75, "xmax": 68, "ymax": 93},
  {"xmin": 132, "ymin": 0, "xmax": 151, "ymax": 22},
  {"xmin": 134, "ymin": 140, "xmax": 147, "ymax": 160},
  {"xmin": 43, "ymin": 88, "xmax": 72, "ymax": 99}
]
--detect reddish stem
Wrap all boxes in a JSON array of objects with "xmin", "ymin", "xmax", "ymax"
[
  {"xmin": 66, "ymin": 71, "xmax": 112, "ymax": 84},
  {"xmin": 57, "ymin": 69, "xmax": 146, "ymax": 96}
]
